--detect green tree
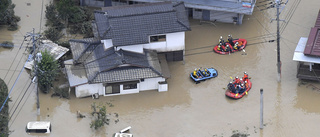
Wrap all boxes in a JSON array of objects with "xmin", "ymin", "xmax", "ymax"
[
  {"xmin": 56, "ymin": 0, "xmax": 77, "ymax": 27},
  {"xmin": 43, "ymin": 27, "xmax": 64, "ymax": 43},
  {"xmin": 90, "ymin": 102, "xmax": 119, "ymax": 130},
  {"xmin": 0, "ymin": 78, "xmax": 9, "ymax": 137},
  {"xmin": 36, "ymin": 50, "xmax": 60, "ymax": 93},
  {"xmin": 0, "ymin": 0, "xmax": 20, "ymax": 30},
  {"xmin": 45, "ymin": 2, "xmax": 64, "ymax": 31}
]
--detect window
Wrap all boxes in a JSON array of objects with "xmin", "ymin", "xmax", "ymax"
[
  {"xmin": 195, "ymin": 9, "xmax": 202, "ymax": 12},
  {"xmin": 105, "ymin": 84, "xmax": 120, "ymax": 94},
  {"xmin": 123, "ymin": 83, "xmax": 137, "ymax": 90},
  {"xmin": 26, "ymin": 121, "xmax": 51, "ymax": 134},
  {"xmin": 150, "ymin": 35, "xmax": 166, "ymax": 43},
  {"xmin": 27, "ymin": 129, "xmax": 48, "ymax": 133}
]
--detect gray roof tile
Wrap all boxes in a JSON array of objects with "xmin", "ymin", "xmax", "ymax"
[
  {"xmin": 69, "ymin": 38, "xmax": 101, "ymax": 63},
  {"xmin": 81, "ymin": 47, "xmax": 161, "ymax": 83},
  {"xmin": 94, "ymin": 1, "xmax": 190, "ymax": 46}
]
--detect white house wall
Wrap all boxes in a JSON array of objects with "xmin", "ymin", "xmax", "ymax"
[
  {"xmin": 165, "ymin": 32, "xmax": 185, "ymax": 51},
  {"xmin": 119, "ymin": 84, "xmax": 140, "ymax": 94},
  {"xmin": 75, "ymin": 83, "xmax": 104, "ymax": 98},
  {"xmin": 139, "ymin": 77, "xmax": 166, "ymax": 91},
  {"xmin": 102, "ymin": 39, "xmax": 113, "ymax": 50},
  {"xmin": 75, "ymin": 77, "xmax": 166, "ymax": 97},
  {"xmin": 113, "ymin": 32, "xmax": 185, "ymax": 53}
]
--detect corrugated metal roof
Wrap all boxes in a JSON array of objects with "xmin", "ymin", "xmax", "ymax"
[
  {"xmin": 102, "ymin": 2, "xmax": 174, "ymax": 18},
  {"xmin": 315, "ymin": 10, "xmax": 320, "ymax": 28},
  {"xmin": 304, "ymin": 10, "xmax": 320, "ymax": 57},
  {"xmin": 132, "ymin": 0, "xmax": 255, "ymax": 15},
  {"xmin": 94, "ymin": 1, "xmax": 190, "ymax": 46},
  {"xmin": 293, "ymin": 37, "xmax": 320, "ymax": 64}
]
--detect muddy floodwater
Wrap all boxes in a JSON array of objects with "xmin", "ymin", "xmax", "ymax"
[{"xmin": 1, "ymin": 0, "xmax": 320, "ymax": 137}]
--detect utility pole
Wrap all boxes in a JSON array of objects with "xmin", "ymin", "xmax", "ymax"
[
  {"xmin": 276, "ymin": 0, "xmax": 281, "ymax": 82},
  {"xmin": 28, "ymin": 28, "xmax": 41, "ymax": 115},
  {"xmin": 271, "ymin": 0, "xmax": 287, "ymax": 82}
]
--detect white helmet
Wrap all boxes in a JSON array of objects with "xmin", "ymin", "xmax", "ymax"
[
  {"xmin": 244, "ymin": 72, "xmax": 247, "ymax": 74},
  {"xmin": 240, "ymin": 78, "xmax": 243, "ymax": 81},
  {"xmin": 220, "ymin": 36, "xmax": 222, "ymax": 39},
  {"xmin": 236, "ymin": 42, "xmax": 239, "ymax": 44},
  {"xmin": 241, "ymin": 84, "xmax": 244, "ymax": 87},
  {"xmin": 228, "ymin": 34, "xmax": 232, "ymax": 37},
  {"xmin": 245, "ymin": 81, "xmax": 247, "ymax": 83},
  {"xmin": 235, "ymin": 76, "xmax": 238, "ymax": 79},
  {"xmin": 226, "ymin": 45, "xmax": 229, "ymax": 47}
]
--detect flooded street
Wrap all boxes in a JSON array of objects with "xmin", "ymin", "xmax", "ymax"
[{"xmin": 1, "ymin": 0, "xmax": 320, "ymax": 136}]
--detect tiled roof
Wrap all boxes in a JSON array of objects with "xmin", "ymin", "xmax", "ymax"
[
  {"xmin": 82, "ymin": 47, "xmax": 162, "ymax": 83},
  {"xmin": 315, "ymin": 10, "xmax": 320, "ymax": 28},
  {"xmin": 69, "ymin": 38, "xmax": 101, "ymax": 63},
  {"xmin": 91, "ymin": 67, "xmax": 161, "ymax": 83},
  {"xmin": 304, "ymin": 10, "xmax": 320, "ymax": 57},
  {"xmin": 94, "ymin": 1, "xmax": 190, "ymax": 46},
  {"xmin": 68, "ymin": 38, "xmax": 163, "ymax": 84}
]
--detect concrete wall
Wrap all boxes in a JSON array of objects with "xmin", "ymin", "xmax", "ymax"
[
  {"xmin": 139, "ymin": 77, "xmax": 166, "ymax": 91},
  {"xmin": 75, "ymin": 83, "xmax": 104, "ymax": 98},
  {"xmin": 193, "ymin": 9, "xmax": 202, "ymax": 20},
  {"xmin": 210, "ymin": 10, "xmax": 238, "ymax": 23},
  {"xmin": 193, "ymin": 9, "xmax": 243, "ymax": 24}
]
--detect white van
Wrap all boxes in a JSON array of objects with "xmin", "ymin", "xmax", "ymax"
[{"xmin": 26, "ymin": 121, "xmax": 51, "ymax": 134}]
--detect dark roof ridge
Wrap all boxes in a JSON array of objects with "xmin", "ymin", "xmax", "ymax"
[
  {"xmin": 69, "ymin": 38, "xmax": 101, "ymax": 45},
  {"xmin": 173, "ymin": 1, "xmax": 184, "ymax": 7},
  {"xmin": 107, "ymin": 9, "xmax": 175, "ymax": 19},
  {"xmin": 85, "ymin": 49, "xmax": 115, "ymax": 65},
  {"xmin": 177, "ymin": 20, "xmax": 191, "ymax": 31}
]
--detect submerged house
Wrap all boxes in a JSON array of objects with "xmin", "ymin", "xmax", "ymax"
[
  {"xmin": 293, "ymin": 10, "xmax": 320, "ymax": 81},
  {"xmin": 81, "ymin": 0, "xmax": 256, "ymax": 24},
  {"xmin": 65, "ymin": 2, "xmax": 190, "ymax": 97}
]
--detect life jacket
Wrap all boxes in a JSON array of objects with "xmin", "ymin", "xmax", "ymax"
[{"xmin": 243, "ymin": 74, "xmax": 248, "ymax": 81}]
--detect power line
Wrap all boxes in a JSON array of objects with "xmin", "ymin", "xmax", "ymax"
[
  {"xmin": 9, "ymin": 79, "xmax": 31, "ymax": 114},
  {"xmin": 9, "ymin": 83, "xmax": 34, "ymax": 128},
  {"xmin": 9, "ymin": 82, "xmax": 32, "ymax": 122},
  {"xmin": 0, "ymin": 59, "xmax": 28, "ymax": 113},
  {"xmin": 2, "ymin": 36, "xmax": 27, "ymax": 80},
  {"xmin": 280, "ymin": 0, "xmax": 301, "ymax": 34}
]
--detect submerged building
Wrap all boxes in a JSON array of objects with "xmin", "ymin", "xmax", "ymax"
[
  {"xmin": 293, "ymin": 10, "xmax": 320, "ymax": 81},
  {"xmin": 81, "ymin": 0, "xmax": 256, "ymax": 24}
]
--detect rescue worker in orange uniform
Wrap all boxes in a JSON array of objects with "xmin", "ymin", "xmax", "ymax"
[
  {"xmin": 243, "ymin": 72, "xmax": 249, "ymax": 82},
  {"xmin": 234, "ymin": 76, "xmax": 240, "ymax": 85},
  {"xmin": 244, "ymin": 81, "xmax": 249, "ymax": 89}
]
